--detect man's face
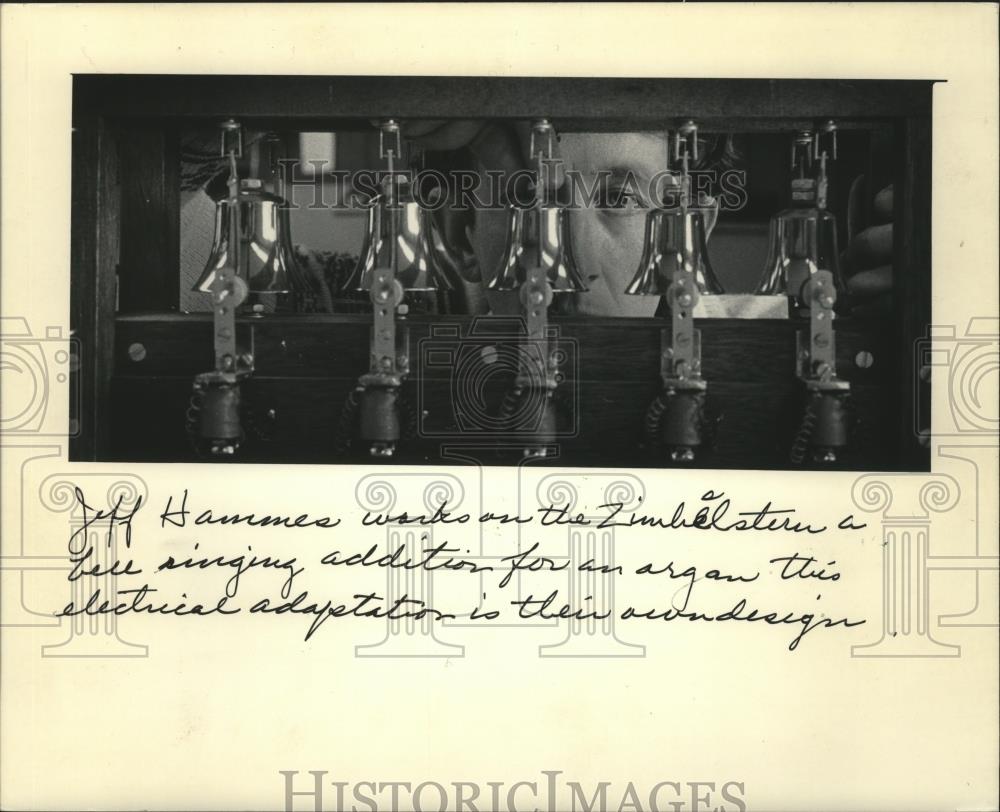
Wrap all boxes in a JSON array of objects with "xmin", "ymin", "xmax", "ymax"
[{"xmin": 471, "ymin": 132, "xmax": 680, "ymax": 317}]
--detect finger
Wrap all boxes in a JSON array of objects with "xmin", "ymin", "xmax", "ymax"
[
  {"xmin": 847, "ymin": 264, "xmax": 892, "ymax": 297},
  {"xmin": 848, "ymin": 223, "xmax": 893, "ymax": 270},
  {"xmin": 845, "ymin": 175, "xmax": 865, "ymax": 239},
  {"xmin": 872, "ymin": 183, "xmax": 893, "ymax": 223},
  {"xmin": 873, "ymin": 184, "xmax": 893, "ymax": 223}
]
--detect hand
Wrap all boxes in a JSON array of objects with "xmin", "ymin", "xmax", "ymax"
[{"xmin": 845, "ymin": 183, "xmax": 893, "ymax": 304}]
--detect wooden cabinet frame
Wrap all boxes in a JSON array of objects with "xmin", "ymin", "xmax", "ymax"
[{"xmin": 70, "ymin": 76, "xmax": 934, "ymax": 469}]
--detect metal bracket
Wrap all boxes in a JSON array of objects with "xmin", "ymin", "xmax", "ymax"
[
  {"xmin": 367, "ymin": 265, "xmax": 407, "ymax": 380},
  {"xmin": 649, "ymin": 257, "xmax": 707, "ymax": 462},
  {"xmin": 517, "ymin": 265, "xmax": 556, "ymax": 391},
  {"xmin": 793, "ymin": 268, "xmax": 850, "ymax": 464},
  {"xmin": 662, "ymin": 273, "xmax": 705, "ymax": 392},
  {"xmin": 355, "ymin": 264, "xmax": 410, "ymax": 458},
  {"xmin": 797, "ymin": 269, "xmax": 844, "ymax": 388},
  {"xmin": 209, "ymin": 157, "xmax": 253, "ymax": 379}
]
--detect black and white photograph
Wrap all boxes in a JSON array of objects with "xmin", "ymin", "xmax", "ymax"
[
  {"xmin": 4, "ymin": 6, "xmax": 997, "ymax": 812},
  {"xmin": 72, "ymin": 75, "xmax": 931, "ymax": 470}
]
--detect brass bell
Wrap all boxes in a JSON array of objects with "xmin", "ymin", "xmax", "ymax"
[
  {"xmin": 345, "ymin": 196, "xmax": 462, "ymax": 292},
  {"xmin": 346, "ymin": 182, "xmax": 464, "ymax": 292},
  {"xmin": 755, "ymin": 125, "xmax": 846, "ymax": 313},
  {"xmin": 756, "ymin": 206, "xmax": 845, "ymax": 308},
  {"xmin": 626, "ymin": 206, "xmax": 723, "ymax": 297},
  {"xmin": 487, "ymin": 204, "xmax": 589, "ymax": 293},
  {"xmin": 192, "ymin": 180, "xmax": 302, "ymax": 295},
  {"xmin": 347, "ymin": 118, "xmax": 468, "ymax": 294}
]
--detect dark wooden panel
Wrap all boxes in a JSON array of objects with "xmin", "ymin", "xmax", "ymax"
[
  {"xmin": 114, "ymin": 315, "xmax": 896, "ymax": 397},
  {"xmin": 117, "ymin": 125, "xmax": 180, "ymax": 311},
  {"xmin": 108, "ymin": 314, "xmax": 899, "ymax": 469},
  {"xmin": 107, "ymin": 374, "xmax": 897, "ymax": 470},
  {"xmin": 895, "ymin": 110, "xmax": 933, "ymax": 470},
  {"xmin": 74, "ymin": 76, "xmax": 937, "ymax": 123},
  {"xmin": 70, "ymin": 116, "xmax": 120, "ymax": 461}
]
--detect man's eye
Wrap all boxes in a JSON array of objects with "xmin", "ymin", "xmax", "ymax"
[{"xmin": 600, "ymin": 186, "xmax": 647, "ymax": 211}]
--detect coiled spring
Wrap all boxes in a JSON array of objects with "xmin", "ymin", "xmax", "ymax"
[
  {"xmin": 643, "ymin": 392, "xmax": 669, "ymax": 446},
  {"xmin": 184, "ymin": 384, "xmax": 204, "ymax": 450},
  {"xmin": 790, "ymin": 395, "xmax": 819, "ymax": 465},
  {"xmin": 643, "ymin": 390, "xmax": 715, "ymax": 454}
]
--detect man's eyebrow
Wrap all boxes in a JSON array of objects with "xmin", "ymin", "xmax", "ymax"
[{"xmin": 587, "ymin": 165, "xmax": 675, "ymax": 185}]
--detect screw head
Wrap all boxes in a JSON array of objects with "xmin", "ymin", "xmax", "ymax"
[{"xmin": 855, "ymin": 350, "xmax": 875, "ymax": 369}]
